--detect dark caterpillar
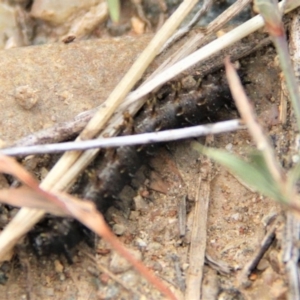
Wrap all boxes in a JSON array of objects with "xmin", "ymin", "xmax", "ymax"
[{"xmin": 28, "ymin": 71, "xmax": 233, "ymax": 261}]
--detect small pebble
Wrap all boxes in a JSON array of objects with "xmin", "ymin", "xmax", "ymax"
[
  {"xmin": 181, "ymin": 75, "xmax": 197, "ymax": 90},
  {"xmin": 147, "ymin": 261, "xmax": 163, "ymax": 272},
  {"xmin": 110, "ymin": 249, "xmax": 142, "ymax": 274},
  {"xmin": 147, "ymin": 242, "xmax": 162, "ymax": 251},
  {"xmin": 131, "ymin": 16, "xmax": 145, "ymax": 35},
  {"xmin": 133, "ymin": 195, "xmax": 148, "ymax": 211},
  {"xmin": 54, "ymin": 259, "xmax": 64, "ymax": 273},
  {"xmin": 231, "ymin": 213, "xmax": 240, "ymax": 221},
  {"xmin": 112, "ymin": 223, "xmax": 126, "ymax": 236},
  {"xmin": 87, "ymin": 266, "xmax": 100, "ymax": 277},
  {"xmin": 14, "ymin": 85, "xmax": 39, "ymax": 110},
  {"xmin": 129, "ymin": 211, "xmax": 139, "ymax": 221},
  {"xmin": 257, "ymin": 258, "xmax": 269, "ymax": 271},
  {"xmin": 99, "ymin": 273, "xmax": 110, "ymax": 284},
  {"xmin": 249, "ymin": 273, "xmax": 257, "ymax": 281},
  {"xmin": 45, "ymin": 288, "xmax": 54, "ymax": 297},
  {"xmin": 225, "ymin": 143, "xmax": 233, "ymax": 151},
  {"xmin": 135, "ymin": 238, "xmax": 147, "ymax": 248},
  {"xmin": 120, "ymin": 270, "xmax": 139, "ymax": 287},
  {"xmin": 59, "ymin": 273, "xmax": 66, "ymax": 281},
  {"xmin": 98, "ymin": 284, "xmax": 119, "ymax": 299}
]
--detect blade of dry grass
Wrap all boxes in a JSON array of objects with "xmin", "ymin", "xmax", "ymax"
[
  {"xmin": 160, "ymin": 0, "xmax": 213, "ymax": 52},
  {"xmin": 206, "ymin": 0, "xmax": 252, "ymax": 34},
  {"xmin": 185, "ymin": 141, "xmax": 214, "ymax": 300},
  {"xmin": 0, "ymin": 188, "xmax": 67, "ymax": 216},
  {"xmin": 225, "ymin": 57, "xmax": 284, "ymax": 184}
]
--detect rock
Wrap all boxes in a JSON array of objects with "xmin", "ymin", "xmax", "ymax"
[
  {"xmin": 109, "ymin": 249, "xmax": 142, "ymax": 274},
  {"xmin": 133, "ymin": 195, "xmax": 148, "ymax": 211},
  {"xmin": 14, "ymin": 85, "xmax": 39, "ymax": 110},
  {"xmin": 112, "ymin": 224, "xmax": 126, "ymax": 236},
  {"xmin": 257, "ymin": 258, "xmax": 269, "ymax": 271},
  {"xmin": 54, "ymin": 259, "xmax": 64, "ymax": 273}
]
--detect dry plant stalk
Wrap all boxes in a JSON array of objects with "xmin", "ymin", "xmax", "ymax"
[
  {"xmin": 185, "ymin": 144, "xmax": 214, "ymax": 300},
  {"xmin": 225, "ymin": 57, "xmax": 284, "ymax": 184},
  {"xmin": 1, "ymin": 120, "xmax": 243, "ymax": 156}
]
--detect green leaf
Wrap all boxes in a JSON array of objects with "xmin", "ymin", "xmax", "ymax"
[
  {"xmin": 107, "ymin": 0, "xmax": 120, "ymax": 23},
  {"xmin": 192, "ymin": 142, "xmax": 286, "ymax": 203}
]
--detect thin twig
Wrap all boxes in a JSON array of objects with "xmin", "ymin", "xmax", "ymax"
[
  {"xmin": 1, "ymin": 120, "xmax": 244, "ymax": 156},
  {"xmin": 205, "ymin": 254, "xmax": 233, "ymax": 275},
  {"xmin": 206, "ymin": 0, "xmax": 252, "ymax": 34},
  {"xmin": 11, "ymin": 107, "xmax": 98, "ymax": 147},
  {"xmin": 225, "ymin": 58, "xmax": 284, "ymax": 185},
  {"xmin": 185, "ymin": 138, "xmax": 214, "ymax": 300},
  {"xmin": 160, "ymin": 0, "xmax": 213, "ymax": 53},
  {"xmin": 178, "ymin": 196, "xmax": 187, "ymax": 237},
  {"xmin": 283, "ymin": 213, "xmax": 300, "ymax": 299},
  {"xmin": 238, "ymin": 214, "xmax": 283, "ymax": 288}
]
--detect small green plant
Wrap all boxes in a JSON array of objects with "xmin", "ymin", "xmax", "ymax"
[{"xmin": 107, "ymin": 0, "xmax": 120, "ymax": 23}]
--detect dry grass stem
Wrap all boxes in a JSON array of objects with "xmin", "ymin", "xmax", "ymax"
[
  {"xmin": 1, "ymin": 120, "xmax": 243, "ymax": 156},
  {"xmin": 205, "ymin": 0, "xmax": 252, "ymax": 33},
  {"xmin": 178, "ymin": 196, "xmax": 187, "ymax": 237},
  {"xmin": 225, "ymin": 57, "xmax": 284, "ymax": 184},
  {"xmin": 160, "ymin": 0, "xmax": 213, "ymax": 53},
  {"xmin": 283, "ymin": 213, "xmax": 300, "ymax": 299},
  {"xmin": 155, "ymin": 0, "xmax": 252, "ymax": 78},
  {"xmin": 185, "ymin": 148, "xmax": 214, "ymax": 300}
]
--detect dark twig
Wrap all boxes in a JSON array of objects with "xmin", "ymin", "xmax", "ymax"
[{"xmin": 238, "ymin": 214, "xmax": 283, "ymax": 287}]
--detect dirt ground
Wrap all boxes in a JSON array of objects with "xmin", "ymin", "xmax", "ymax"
[{"xmin": 0, "ymin": 1, "xmax": 296, "ymax": 300}]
